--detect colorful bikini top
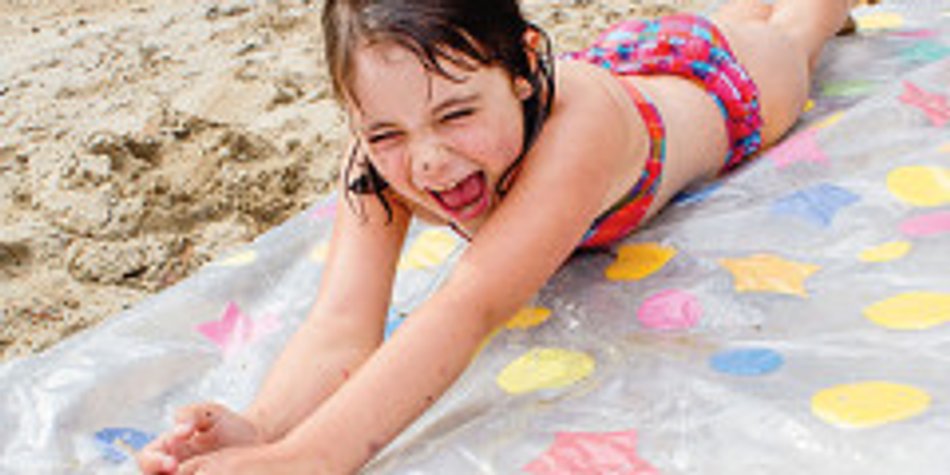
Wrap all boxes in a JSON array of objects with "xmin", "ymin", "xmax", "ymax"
[{"xmin": 578, "ymin": 80, "xmax": 666, "ymax": 249}]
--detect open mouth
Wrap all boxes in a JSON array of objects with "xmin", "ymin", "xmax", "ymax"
[{"xmin": 428, "ymin": 171, "xmax": 490, "ymax": 221}]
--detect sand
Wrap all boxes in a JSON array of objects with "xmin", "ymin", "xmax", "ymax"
[{"xmin": 0, "ymin": 0, "xmax": 699, "ymax": 361}]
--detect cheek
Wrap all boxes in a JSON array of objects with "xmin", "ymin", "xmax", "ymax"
[
  {"xmin": 445, "ymin": 121, "xmax": 524, "ymax": 171},
  {"xmin": 365, "ymin": 150, "xmax": 410, "ymax": 191}
]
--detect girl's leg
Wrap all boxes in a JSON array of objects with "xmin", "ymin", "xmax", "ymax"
[
  {"xmin": 711, "ymin": 0, "xmax": 852, "ymax": 145},
  {"xmin": 766, "ymin": 0, "xmax": 854, "ymax": 71}
]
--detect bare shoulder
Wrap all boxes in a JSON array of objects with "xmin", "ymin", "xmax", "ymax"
[
  {"xmin": 533, "ymin": 61, "xmax": 645, "ymax": 167},
  {"xmin": 548, "ymin": 60, "xmax": 640, "ymax": 134},
  {"xmin": 534, "ymin": 59, "xmax": 651, "ymax": 211}
]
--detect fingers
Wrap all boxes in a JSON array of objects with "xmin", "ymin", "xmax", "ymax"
[
  {"xmin": 137, "ymin": 424, "xmax": 196, "ymax": 474},
  {"xmin": 176, "ymin": 402, "xmax": 226, "ymax": 433},
  {"xmin": 178, "ymin": 455, "xmax": 220, "ymax": 475},
  {"xmin": 175, "ymin": 402, "xmax": 261, "ymax": 447},
  {"xmin": 177, "ymin": 456, "xmax": 204, "ymax": 475},
  {"xmin": 172, "ymin": 403, "xmax": 230, "ymax": 455},
  {"xmin": 136, "ymin": 444, "xmax": 178, "ymax": 474},
  {"xmin": 138, "ymin": 402, "xmax": 242, "ymax": 474}
]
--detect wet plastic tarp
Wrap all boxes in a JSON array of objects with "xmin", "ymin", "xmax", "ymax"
[{"xmin": 2, "ymin": 2, "xmax": 949, "ymax": 474}]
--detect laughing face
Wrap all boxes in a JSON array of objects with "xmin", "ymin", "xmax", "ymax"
[{"xmin": 347, "ymin": 41, "xmax": 530, "ymax": 231}]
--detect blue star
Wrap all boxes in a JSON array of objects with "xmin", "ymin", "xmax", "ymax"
[
  {"xmin": 673, "ymin": 181, "xmax": 722, "ymax": 206},
  {"xmin": 94, "ymin": 427, "xmax": 155, "ymax": 463},
  {"xmin": 900, "ymin": 41, "xmax": 950, "ymax": 64},
  {"xmin": 772, "ymin": 183, "xmax": 860, "ymax": 227}
]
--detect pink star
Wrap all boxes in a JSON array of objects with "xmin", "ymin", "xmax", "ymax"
[
  {"xmin": 899, "ymin": 81, "xmax": 950, "ymax": 127},
  {"xmin": 524, "ymin": 429, "xmax": 659, "ymax": 475},
  {"xmin": 769, "ymin": 128, "xmax": 829, "ymax": 169},
  {"xmin": 196, "ymin": 302, "xmax": 282, "ymax": 357}
]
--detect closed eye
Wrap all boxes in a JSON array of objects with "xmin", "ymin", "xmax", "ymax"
[
  {"xmin": 441, "ymin": 108, "xmax": 475, "ymax": 123},
  {"xmin": 367, "ymin": 130, "xmax": 402, "ymax": 145}
]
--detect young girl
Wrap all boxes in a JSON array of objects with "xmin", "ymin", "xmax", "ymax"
[{"xmin": 139, "ymin": 0, "xmax": 855, "ymax": 473}]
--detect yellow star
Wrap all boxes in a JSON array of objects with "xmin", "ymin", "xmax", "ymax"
[
  {"xmin": 719, "ymin": 254, "xmax": 821, "ymax": 297},
  {"xmin": 398, "ymin": 229, "xmax": 459, "ymax": 270}
]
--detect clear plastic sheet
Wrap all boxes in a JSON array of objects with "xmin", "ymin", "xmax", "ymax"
[{"xmin": 2, "ymin": 2, "xmax": 949, "ymax": 474}]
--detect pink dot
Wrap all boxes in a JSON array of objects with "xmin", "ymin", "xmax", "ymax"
[
  {"xmin": 900, "ymin": 211, "xmax": 950, "ymax": 237},
  {"xmin": 892, "ymin": 29, "xmax": 938, "ymax": 39},
  {"xmin": 637, "ymin": 289, "xmax": 702, "ymax": 331}
]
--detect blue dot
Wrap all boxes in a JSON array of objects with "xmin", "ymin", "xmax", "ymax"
[{"xmin": 710, "ymin": 348, "xmax": 783, "ymax": 376}]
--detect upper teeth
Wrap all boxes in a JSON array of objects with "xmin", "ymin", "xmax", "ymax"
[{"xmin": 431, "ymin": 180, "xmax": 460, "ymax": 193}]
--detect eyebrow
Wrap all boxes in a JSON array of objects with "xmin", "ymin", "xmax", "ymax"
[{"xmin": 362, "ymin": 92, "xmax": 481, "ymax": 134}]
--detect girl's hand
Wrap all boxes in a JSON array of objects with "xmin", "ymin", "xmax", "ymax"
[
  {"xmin": 176, "ymin": 442, "xmax": 325, "ymax": 475},
  {"xmin": 136, "ymin": 402, "xmax": 263, "ymax": 474}
]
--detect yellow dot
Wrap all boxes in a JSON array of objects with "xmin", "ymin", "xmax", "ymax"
[
  {"xmin": 803, "ymin": 99, "xmax": 815, "ymax": 113},
  {"xmin": 605, "ymin": 243, "xmax": 677, "ymax": 281},
  {"xmin": 814, "ymin": 111, "xmax": 845, "ymax": 130},
  {"xmin": 309, "ymin": 242, "xmax": 330, "ymax": 263},
  {"xmin": 886, "ymin": 166, "xmax": 950, "ymax": 207},
  {"xmin": 496, "ymin": 348, "xmax": 595, "ymax": 395},
  {"xmin": 858, "ymin": 241, "xmax": 912, "ymax": 263},
  {"xmin": 505, "ymin": 307, "xmax": 552, "ymax": 330},
  {"xmin": 856, "ymin": 12, "xmax": 905, "ymax": 31},
  {"xmin": 812, "ymin": 381, "xmax": 931, "ymax": 429},
  {"xmin": 398, "ymin": 229, "xmax": 459, "ymax": 270},
  {"xmin": 863, "ymin": 292, "xmax": 950, "ymax": 330},
  {"xmin": 212, "ymin": 250, "xmax": 257, "ymax": 267}
]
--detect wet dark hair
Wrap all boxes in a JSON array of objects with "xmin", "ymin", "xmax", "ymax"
[{"xmin": 321, "ymin": 0, "xmax": 555, "ymax": 221}]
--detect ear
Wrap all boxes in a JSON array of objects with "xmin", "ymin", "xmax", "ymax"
[
  {"xmin": 521, "ymin": 27, "xmax": 542, "ymax": 72},
  {"xmin": 514, "ymin": 76, "xmax": 533, "ymax": 101},
  {"xmin": 522, "ymin": 27, "xmax": 542, "ymax": 53},
  {"xmin": 515, "ymin": 27, "xmax": 543, "ymax": 101}
]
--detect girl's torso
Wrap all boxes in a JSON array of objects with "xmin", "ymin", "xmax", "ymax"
[{"xmin": 551, "ymin": 59, "xmax": 729, "ymax": 228}]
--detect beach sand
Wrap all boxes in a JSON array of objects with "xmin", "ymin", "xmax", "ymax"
[{"xmin": 0, "ymin": 0, "xmax": 701, "ymax": 361}]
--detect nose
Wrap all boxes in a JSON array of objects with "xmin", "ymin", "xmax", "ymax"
[{"xmin": 410, "ymin": 136, "xmax": 449, "ymax": 185}]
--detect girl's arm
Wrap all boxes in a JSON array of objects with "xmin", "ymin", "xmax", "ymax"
[
  {"xmin": 277, "ymin": 74, "xmax": 635, "ymax": 473},
  {"xmin": 243, "ymin": 179, "xmax": 412, "ymax": 443}
]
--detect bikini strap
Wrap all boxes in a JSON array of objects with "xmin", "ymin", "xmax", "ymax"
[{"xmin": 580, "ymin": 78, "xmax": 667, "ymax": 248}]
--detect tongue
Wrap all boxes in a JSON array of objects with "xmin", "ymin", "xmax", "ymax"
[{"xmin": 439, "ymin": 173, "xmax": 484, "ymax": 210}]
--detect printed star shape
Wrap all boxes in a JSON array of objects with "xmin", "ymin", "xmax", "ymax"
[
  {"xmin": 196, "ymin": 302, "xmax": 282, "ymax": 357},
  {"xmin": 772, "ymin": 183, "xmax": 860, "ymax": 227},
  {"xmin": 769, "ymin": 128, "xmax": 830, "ymax": 169},
  {"xmin": 900, "ymin": 41, "xmax": 950, "ymax": 64},
  {"xmin": 899, "ymin": 81, "xmax": 950, "ymax": 127},
  {"xmin": 719, "ymin": 254, "xmax": 821, "ymax": 297},
  {"xmin": 524, "ymin": 429, "xmax": 658, "ymax": 475},
  {"xmin": 673, "ymin": 181, "xmax": 722, "ymax": 205},
  {"xmin": 94, "ymin": 427, "xmax": 155, "ymax": 463}
]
